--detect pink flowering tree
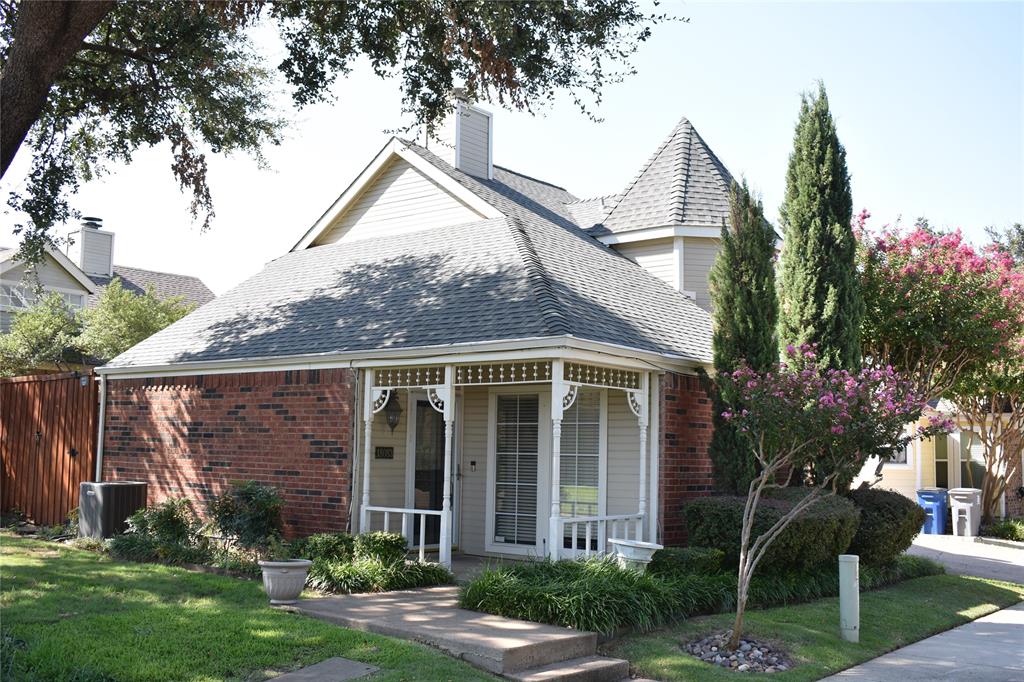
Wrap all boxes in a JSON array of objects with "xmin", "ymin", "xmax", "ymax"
[
  {"xmin": 858, "ymin": 214, "xmax": 1024, "ymax": 401},
  {"xmin": 721, "ymin": 345, "xmax": 946, "ymax": 649}
]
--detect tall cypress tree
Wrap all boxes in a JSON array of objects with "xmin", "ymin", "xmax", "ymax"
[
  {"xmin": 708, "ymin": 180, "xmax": 779, "ymax": 493},
  {"xmin": 777, "ymin": 83, "xmax": 862, "ymax": 370}
]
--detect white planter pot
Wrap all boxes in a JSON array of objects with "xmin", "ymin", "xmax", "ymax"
[
  {"xmin": 258, "ymin": 559, "xmax": 312, "ymax": 605},
  {"xmin": 608, "ymin": 538, "xmax": 663, "ymax": 573}
]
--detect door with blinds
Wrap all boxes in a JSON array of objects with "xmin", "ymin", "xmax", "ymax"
[
  {"xmin": 487, "ymin": 391, "xmax": 548, "ymax": 555},
  {"xmin": 560, "ymin": 389, "xmax": 604, "ymax": 555}
]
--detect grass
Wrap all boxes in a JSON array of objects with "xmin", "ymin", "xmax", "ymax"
[
  {"xmin": 603, "ymin": 573, "xmax": 1024, "ymax": 681},
  {"xmin": 0, "ymin": 535, "xmax": 495, "ymax": 682}
]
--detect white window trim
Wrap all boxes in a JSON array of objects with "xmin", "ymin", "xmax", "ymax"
[
  {"xmin": 0, "ymin": 283, "xmax": 88, "ymax": 312},
  {"xmin": 886, "ymin": 440, "xmax": 914, "ymax": 470},
  {"xmin": 485, "ymin": 386, "xmax": 551, "ymax": 557}
]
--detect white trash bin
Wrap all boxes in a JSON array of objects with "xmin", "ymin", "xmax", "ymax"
[{"xmin": 948, "ymin": 487, "xmax": 983, "ymax": 537}]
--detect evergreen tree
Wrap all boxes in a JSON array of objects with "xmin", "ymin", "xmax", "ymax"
[
  {"xmin": 777, "ymin": 82, "xmax": 862, "ymax": 370},
  {"xmin": 708, "ymin": 180, "xmax": 779, "ymax": 493}
]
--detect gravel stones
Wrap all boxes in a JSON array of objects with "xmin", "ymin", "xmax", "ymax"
[{"xmin": 684, "ymin": 630, "xmax": 793, "ymax": 673}]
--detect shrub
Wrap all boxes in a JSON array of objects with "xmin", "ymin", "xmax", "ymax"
[
  {"xmin": 846, "ymin": 487, "xmax": 926, "ymax": 565},
  {"xmin": 648, "ymin": 547, "xmax": 725, "ymax": 578},
  {"xmin": 290, "ymin": 532, "xmax": 355, "ymax": 562},
  {"xmin": 354, "ymin": 531, "xmax": 407, "ymax": 563},
  {"xmin": 109, "ymin": 499, "xmax": 211, "ymax": 565},
  {"xmin": 683, "ymin": 491, "xmax": 860, "ymax": 572},
  {"xmin": 208, "ymin": 481, "xmax": 284, "ymax": 553},
  {"xmin": 982, "ymin": 518, "xmax": 1024, "ymax": 542},
  {"xmin": 307, "ymin": 557, "xmax": 452, "ymax": 594},
  {"xmin": 109, "ymin": 533, "xmax": 160, "ymax": 563}
]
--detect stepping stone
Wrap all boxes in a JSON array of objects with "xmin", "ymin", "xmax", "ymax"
[{"xmin": 272, "ymin": 657, "xmax": 378, "ymax": 681}]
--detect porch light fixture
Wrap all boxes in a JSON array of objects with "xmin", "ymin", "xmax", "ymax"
[{"xmin": 384, "ymin": 392, "xmax": 403, "ymax": 432}]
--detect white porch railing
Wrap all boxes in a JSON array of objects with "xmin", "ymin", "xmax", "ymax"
[
  {"xmin": 557, "ymin": 513, "xmax": 644, "ymax": 558},
  {"xmin": 362, "ymin": 505, "xmax": 444, "ymax": 563}
]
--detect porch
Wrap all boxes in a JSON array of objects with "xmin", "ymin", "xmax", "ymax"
[{"xmin": 353, "ymin": 359, "xmax": 660, "ymax": 568}]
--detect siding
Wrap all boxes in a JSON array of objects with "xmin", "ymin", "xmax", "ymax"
[
  {"xmin": 457, "ymin": 107, "xmax": 491, "ymax": 178},
  {"xmin": 2, "ymin": 254, "xmax": 88, "ymax": 291},
  {"xmin": 614, "ymin": 239, "xmax": 676, "ymax": 289},
  {"xmin": 365, "ymin": 393, "xmax": 411, "ymax": 533},
  {"xmin": 314, "ymin": 158, "xmax": 483, "ymax": 245},
  {"xmin": 682, "ymin": 237, "xmax": 719, "ymax": 311},
  {"xmin": 458, "ymin": 386, "xmax": 489, "ymax": 555},
  {"xmin": 606, "ymin": 389, "xmax": 641, "ymax": 516}
]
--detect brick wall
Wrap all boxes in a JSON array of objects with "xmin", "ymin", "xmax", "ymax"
[
  {"xmin": 103, "ymin": 369, "xmax": 356, "ymax": 537},
  {"xmin": 658, "ymin": 372, "xmax": 714, "ymax": 546}
]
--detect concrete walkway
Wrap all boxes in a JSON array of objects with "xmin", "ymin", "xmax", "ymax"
[
  {"xmin": 824, "ymin": 602, "xmax": 1024, "ymax": 680},
  {"xmin": 285, "ymin": 586, "xmax": 630, "ymax": 680},
  {"xmin": 909, "ymin": 534, "xmax": 1024, "ymax": 583}
]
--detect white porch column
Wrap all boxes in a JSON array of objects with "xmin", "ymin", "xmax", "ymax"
[
  {"xmin": 439, "ymin": 365, "xmax": 455, "ymax": 569},
  {"xmin": 638, "ymin": 372, "xmax": 650, "ymax": 541},
  {"xmin": 549, "ymin": 360, "xmax": 564, "ymax": 560},
  {"xmin": 360, "ymin": 369, "xmax": 374, "ymax": 534}
]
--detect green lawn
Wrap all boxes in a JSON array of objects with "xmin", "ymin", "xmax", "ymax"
[
  {"xmin": 603, "ymin": 573, "xmax": 1024, "ymax": 681},
  {"xmin": 1, "ymin": 536, "xmax": 495, "ymax": 682}
]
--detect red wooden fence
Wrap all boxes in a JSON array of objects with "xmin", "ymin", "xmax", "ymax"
[{"xmin": 0, "ymin": 372, "xmax": 98, "ymax": 526}]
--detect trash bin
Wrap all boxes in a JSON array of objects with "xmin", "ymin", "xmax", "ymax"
[
  {"xmin": 916, "ymin": 488, "xmax": 948, "ymax": 534},
  {"xmin": 948, "ymin": 487, "xmax": 982, "ymax": 537}
]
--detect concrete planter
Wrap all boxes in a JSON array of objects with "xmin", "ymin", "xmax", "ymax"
[
  {"xmin": 608, "ymin": 538, "xmax": 663, "ymax": 573},
  {"xmin": 258, "ymin": 559, "xmax": 312, "ymax": 604}
]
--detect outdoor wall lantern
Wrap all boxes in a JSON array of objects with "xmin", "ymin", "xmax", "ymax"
[{"xmin": 384, "ymin": 392, "xmax": 403, "ymax": 432}]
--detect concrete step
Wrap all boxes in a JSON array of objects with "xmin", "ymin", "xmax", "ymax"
[
  {"xmin": 505, "ymin": 655, "xmax": 630, "ymax": 682},
  {"xmin": 287, "ymin": 586, "xmax": 597, "ymax": 674}
]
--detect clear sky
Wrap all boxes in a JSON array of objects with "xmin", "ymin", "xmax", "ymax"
[{"xmin": 2, "ymin": 1, "xmax": 1021, "ymax": 294}]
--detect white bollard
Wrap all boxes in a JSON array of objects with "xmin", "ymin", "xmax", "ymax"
[{"xmin": 839, "ymin": 554, "xmax": 860, "ymax": 643}]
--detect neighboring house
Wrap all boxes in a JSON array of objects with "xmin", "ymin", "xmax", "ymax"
[
  {"xmin": 95, "ymin": 97, "xmax": 736, "ymax": 565},
  {"xmin": 855, "ymin": 406, "xmax": 1023, "ymax": 519},
  {"xmin": 0, "ymin": 217, "xmax": 215, "ymax": 340}
]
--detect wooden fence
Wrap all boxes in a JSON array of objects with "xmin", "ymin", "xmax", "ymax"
[{"xmin": 1, "ymin": 372, "xmax": 98, "ymax": 526}]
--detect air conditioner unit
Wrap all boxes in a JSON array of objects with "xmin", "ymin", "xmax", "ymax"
[{"xmin": 78, "ymin": 481, "xmax": 148, "ymax": 539}]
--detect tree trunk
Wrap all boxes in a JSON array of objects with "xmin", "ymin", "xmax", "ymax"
[{"xmin": 0, "ymin": 0, "xmax": 114, "ymax": 177}]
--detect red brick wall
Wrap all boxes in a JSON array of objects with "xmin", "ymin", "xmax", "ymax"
[
  {"xmin": 658, "ymin": 372, "xmax": 714, "ymax": 546},
  {"xmin": 102, "ymin": 369, "xmax": 356, "ymax": 537}
]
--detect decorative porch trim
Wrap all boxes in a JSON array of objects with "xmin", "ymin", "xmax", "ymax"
[{"xmin": 564, "ymin": 362, "xmax": 642, "ymax": 390}]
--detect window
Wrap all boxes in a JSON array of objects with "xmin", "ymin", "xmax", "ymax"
[
  {"xmin": 493, "ymin": 394, "xmax": 539, "ymax": 546},
  {"xmin": 891, "ymin": 443, "xmax": 909, "ymax": 465},
  {"xmin": 934, "ymin": 435, "xmax": 949, "ymax": 488},
  {"xmin": 0, "ymin": 285, "xmax": 83, "ymax": 311}
]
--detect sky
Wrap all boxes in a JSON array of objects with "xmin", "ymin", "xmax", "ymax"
[{"xmin": 1, "ymin": 1, "xmax": 1021, "ymax": 295}]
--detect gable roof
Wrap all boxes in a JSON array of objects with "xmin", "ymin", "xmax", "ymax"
[
  {"xmin": 0, "ymin": 245, "xmax": 98, "ymax": 294},
  {"xmin": 590, "ymin": 117, "xmax": 734, "ymax": 236},
  {"xmin": 86, "ymin": 265, "xmax": 215, "ymax": 308}
]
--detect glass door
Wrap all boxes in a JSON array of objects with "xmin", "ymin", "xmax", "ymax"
[{"xmin": 413, "ymin": 400, "xmax": 445, "ymax": 545}]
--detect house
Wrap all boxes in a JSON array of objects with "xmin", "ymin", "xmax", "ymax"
[
  {"xmin": 0, "ymin": 217, "xmax": 215, "ymax": 359},
  {"xmin": 94, "ymin": 97, "xmax": 736, "ymax": 566},
  {"xmin": 858, "ymin": 407, "xmax": 1023, "ymax": 520}
]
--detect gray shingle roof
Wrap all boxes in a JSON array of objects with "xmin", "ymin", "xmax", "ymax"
[
  {"xmin": 590, "ymin": 118, "xmax": 733, "ymax": 236},
  {"xmin": 105, "ymin": 140, "xmax": 713, "ymax": 369},
  {"xmin": 87, "ymin": 265, "xmax": 215, "ymax": 309}
]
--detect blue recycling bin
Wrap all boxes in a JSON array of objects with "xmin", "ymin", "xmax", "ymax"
[{"xmin": 917, "ymin": 488, "xmax": 948, "ymax": 534}]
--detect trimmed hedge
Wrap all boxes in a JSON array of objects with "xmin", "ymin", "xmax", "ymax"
[
  {"xmin": 353, "ymin": 531, "xmax": 408, "ymax": 563},
  {"xmin": 648, "ymin": 547, "xmax": 724, "ymax": 578},
  {"xmin": 683, "ymin": 490, "xmax": 860, "ymax": 572},
  {"xmin": 982, "ymin": 518, "xmax": 1024, "ymax": 542},
  {"xmin": 846, "ymin": 487, "xmax": 926, "ymax": 565},
  {"xmin": 207, "ymin": 481, "xmax": 284, "ymax": 552},
  {"xmin": 459, "ymin": 555, "xmax": 942, "ymax": 634},
  {"xmin": 290, "ymin": 532, "xmax": 355, "ymax": 562}
]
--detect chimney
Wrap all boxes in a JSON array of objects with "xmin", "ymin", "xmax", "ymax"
[
  {"xmin": 424, "ymin": 90, "xmax": 493, "ymax": 179},
  {"xmin": 66, "ymin": 216, "xmax": 114, "ymax": 277}
]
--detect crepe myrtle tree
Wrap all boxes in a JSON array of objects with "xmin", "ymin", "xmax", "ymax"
[
  {"xmin": 720, "ymin": 345, "xmax": 948, "ymax": 649},
  {"xmin": 859, "ymin": 216, "xmax": 1024, "ymax": 402}
]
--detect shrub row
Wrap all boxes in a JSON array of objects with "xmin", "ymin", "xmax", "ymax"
[
  {"xmin": 982, "ymin": 518, "xmax": 1024, "ymax": 542},
  {"xmin": 306, "ymin": 557, "xmax": 453, "ymax": 593},
  {"xmin": 460, "ymin": 555, "xmax": 942, "ymax": 634},
  {"xmin": 648, "ymin": 547, "xmax": 724, "ymax": 578}
]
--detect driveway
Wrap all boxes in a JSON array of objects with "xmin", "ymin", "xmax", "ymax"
[
  {"xmin": 908, "ymin": 534, "xmax": 1024, "ymax": 583},
  {"xmin": 824, "ymin": 602, "xmax": 1024, "ymax": 680}
]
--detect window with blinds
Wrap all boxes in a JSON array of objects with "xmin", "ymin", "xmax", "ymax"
[
  {"xmin": 561, "ymin": 390, "xmax": 601, "ymax": 548},
  {"xmin": 493, "ymin": 394, "xmax": 539, "ymax": 546}
]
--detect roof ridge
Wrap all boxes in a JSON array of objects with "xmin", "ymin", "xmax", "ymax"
[
  {"xmin": 566, "ymin": 193, "xmax": 619, "ymax": 205},
  {"xmin": 109, "ymin": 263, "xmax": 205, "ymax": 280},
  {"xmin": 492, "ymin": 165, "xmax": 568, "ymax": 191},
  {"xmin": 674, "ymin": 122, "xmax": 694, "ymax": 224},
  {"xmin": 504, "ymin": 217, "xmax": 572, "ymax": 336}
]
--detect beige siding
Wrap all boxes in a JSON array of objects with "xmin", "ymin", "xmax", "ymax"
[
  {"xmin": 606, "ymin": 390, "xmax": 641, "ymax": 516},
  {"xmin": 2, "ymin": 254, "xmax": 88, "ymax": 291},
  {"xmin": 458, "ymin": 386, "xmax": 489, "ymax": 554},
  {"xmin": 365, "ymin": 396, "xmax": 411, "ymax": 533},
  {"xmin": 614, "ymin": 238, "xmax": 676, "ymax": 289},
  {"xmin": 683, "ymin": 237, "xmax": 719, "ymax": 311},
  {"xmin": 314, "ymin": 158, "xmax": 482, "ymax": 245},
  {"xmin": 457, "ymin": 107, "xmax": 491, "ymax": 178}
]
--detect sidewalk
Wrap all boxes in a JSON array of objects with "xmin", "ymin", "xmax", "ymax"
[
  {"xmin": 908, "ymin": 534, "xmax": 1024, "ymax": 583},
  {"xmin": 824, "ymin": 602, "xmax": 1024, "ymax": 680}
]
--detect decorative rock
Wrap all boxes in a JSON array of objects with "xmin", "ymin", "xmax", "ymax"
[{"xmin": 682, "ymin": 631, "xmax": 795, "ymax": 674}]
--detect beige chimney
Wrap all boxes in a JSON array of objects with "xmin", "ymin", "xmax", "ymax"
[
  {"xmin": 66, "ymin": 217, "xmax": 114, "ymax": 276},
  {"xmin": 424, "ymin": 90, "xmax": 493, "ymax": 179}
]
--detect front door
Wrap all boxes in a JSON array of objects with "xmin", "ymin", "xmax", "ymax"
[{"xmin": 408, "ymin": 397, "xmax": 446, "ymax": 545}]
